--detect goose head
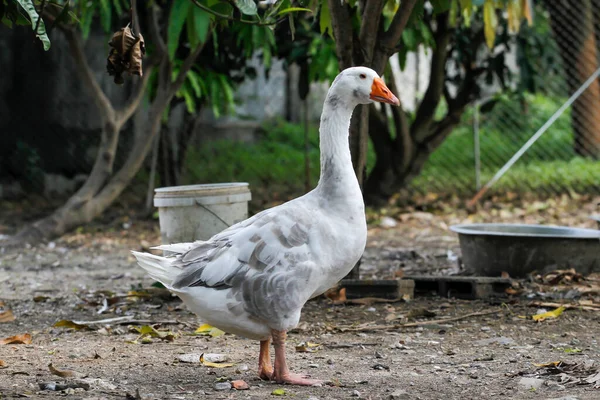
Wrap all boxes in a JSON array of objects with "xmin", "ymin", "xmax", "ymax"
[{"xmin": 328, "ymin": 67, "xmax": 400, "ymax": 108}]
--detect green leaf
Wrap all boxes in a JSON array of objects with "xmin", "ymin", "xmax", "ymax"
[
  {"xmin": 15, "ymin": 0, "xmax": 51, "ymax": 50},
  {"xmin": 168, "ymin": 0, "xmax": 192, "ymax": 61},
  {"xmin": 402, "ymin": 28, "xmax": 418, "ymax": 49},
  {"xmin": 483, "ymin": 0, "xmax": 497, "ymax": 49},
  {"xmin": 98, "ymin": 0, "xmax": 111, "ymax": 32},
  {"xmin": 187, "ymin": 70, "xmax": 203, "ymax": 97},
  {"xmin": 48, "ymin": 1, "xmax": 74, "ymax": 33},
  {"xmin": 459, "ymin": 0, "xmax": 472, "ymax": 27},
  {"xmin": 181, "ymin": 86, "xmax": 196, "ymax": 113},
  {"xmin": 233, "ymin": 0, "xmax": 257, "ymax": 16},
  {"xmin": 430, "ymin": 0, "xmax": 451, "ymax": 14},
  {"xmin": 111, "ymin": 0, "xmax": 123, "ymax": 17},
  {"xmin": 190, "ymin": 5, "xmax": 210, "ymax": 46},
  {"xmin": 319, "ymin": 2, "xmax": 332, "ymax": 39},
  {"xmin": 276, "ymin": 7, "xmax": 312, "ymax": 16},
  {"xmin": 80, "ymin": 1, "xmax": 95, "ymax": 39}
]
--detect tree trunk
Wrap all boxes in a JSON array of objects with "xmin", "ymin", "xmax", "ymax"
[
  {"xmin": 5, "ymin": 10, "xmax": 207, "ymax": 245},
  {"xmin": 547, "ymin": 0, "xmax": 600, "ymax": 158}
]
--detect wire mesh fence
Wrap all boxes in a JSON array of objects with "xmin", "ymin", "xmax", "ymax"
[{"xmin": 412, "ymin": 2, "xmax": 600, "ymax": 198}]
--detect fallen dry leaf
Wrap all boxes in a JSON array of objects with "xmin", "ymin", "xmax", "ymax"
[
  {"xmin": 272, "ymin": 388, "xmax": 286, "ymax": 396},
  {"xmin": 585, "ymin": 371, "xmax": 600, "ymax": 388},
  {"xmin": 130, "ymin": 325, "xmax": 175, "ymax": 342},
  {"xmin": 324, "ymin": 287, "xmax": 347, "ymax": 304},
  {"xmin": 0, "ymin": 333, "xmax": 32, "ymax": 345},
  {"xmin": 195, "ymin": 324, "xmax": 225, "ymax": 338},
  {"xmin": 0, "ymin": 360, "xmax": 6, "ymax": 368},
  {"xmin": 295, "ymin": 342, "xmax": 321, "ymax": 353},
  {"xmin": 533, "ymin": 361, "xmax": 561, "ymax": 368},
  {"xmin": 231, "ymin": 380, "xmax": 249, "ymax": 390},
  {"xmin": 0, "ymin": 301, "xmax": 15, "ymax": 323},
  {"xmin": 200, "ymin": 353, "xmax": 234, "ymax": 368},
  {"xmin": 0, "ymin": 309, "xmax": 15, "ymax": 323},
  {"xmin": 48, "ymin": 363, "xmax": 86, "ymax": 379},
  {"xmin": 532, "ymin": 306, "xmax": 565, "ymax": 322},
  {"xmin": 53, "ymin": 320, "xmax": 91, "ymax": 330}
]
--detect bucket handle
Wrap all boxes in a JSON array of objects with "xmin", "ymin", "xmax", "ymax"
[{"xmin": 195, "ymin": 200, "xmax": 230, "ymax": 230}]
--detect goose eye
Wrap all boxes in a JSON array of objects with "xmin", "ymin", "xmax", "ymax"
[{"xmin": 359, "ymin": 74, "xmax": 366, "ymax": 79}]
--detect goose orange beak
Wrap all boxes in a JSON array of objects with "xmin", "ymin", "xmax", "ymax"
[{"xmin": 370, "ymin": 77, "xmax": 399, "ymax": 106}]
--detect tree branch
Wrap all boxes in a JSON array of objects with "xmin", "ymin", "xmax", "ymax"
[
  {"xmin": 61, "ymin": 28, "xmax": 115, "ymax": 122},
  {"xmin": 189, "ymin": 0, "xmax": 286, "ymax": 26},
  {"xmin": 116, "ymin": 64, "xmax": 154, "ymax": 126},
  {"xmin": 328, "ymin": 0, "xmax": 354, "ymax": 69},
  {"xmin": 359, "ymin": 0, "xmax": 386, "ymax": 64},
  {"xmin": 411, "ymin": 12, "xmax": 452, "ymax": 142},
  {"xmin": 147, "ymin": 3, "xmax": 167, "ymax": 58},
  {"xmin": 168, "ymin": 31, "xmax": 212, "ymax": 98},
  {"xmin": 385, "ymin": 67, "xmax": 413, "ymax": 173},
  {"xmin": 372, "ymin": 0, "xmax": 419, "ymax": 72}
]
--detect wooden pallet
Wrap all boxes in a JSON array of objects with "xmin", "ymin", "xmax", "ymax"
[
  {"xmin": 340, "ymin": 276, "xmax": 511, "ymax": 300},
  {"xmin": 403, "ymin": 275, "xmax": 512, "ymax": 299}
]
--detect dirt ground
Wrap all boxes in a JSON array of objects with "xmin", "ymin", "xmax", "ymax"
[{"xmin": 1, "ymin": 196, "xmax": 600, "ymax": 399}]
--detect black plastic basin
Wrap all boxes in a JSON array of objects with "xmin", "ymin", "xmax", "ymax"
[{"xmin": 450, "ymin": 223, "xmax": 600, "ymax": 277}]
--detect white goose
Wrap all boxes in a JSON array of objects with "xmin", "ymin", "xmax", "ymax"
[{"xmin": 132, "ymin": 67, "xmax": 399, "ymax": 386}]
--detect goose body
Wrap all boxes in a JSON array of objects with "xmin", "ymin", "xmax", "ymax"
[{"xmin": 132, "ymin": 66, "xmax": 399, "ymax": 385}]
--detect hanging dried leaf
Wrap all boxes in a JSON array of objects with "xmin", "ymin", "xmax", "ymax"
[
  {"xmin": 1, "ymin": 333, "xmax": 32, "ymax": 345},
  {"xmin": 521, "ymin": 0, "xmax": 532, "ymax": 26},
  {"xmin": 107, "ymin": 24, "xmax": 145, "ymax": 85},
  {"xmin": 506, "ymin": 0, "xmax": 522, "ymax": 34}
]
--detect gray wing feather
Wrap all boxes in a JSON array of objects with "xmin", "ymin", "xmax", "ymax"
[{"xmin": 170, "ymin": 207, "xmax": 315, "ymax": 322}]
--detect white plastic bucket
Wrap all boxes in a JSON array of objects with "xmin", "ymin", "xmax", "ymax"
[{"xmin": 154, "ymin": 183, "xmax": 251, "ymax": 244}]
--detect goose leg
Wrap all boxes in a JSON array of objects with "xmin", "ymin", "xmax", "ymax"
[
  {"xmin": 271, "ymin": 330, "xmax": 323, "ymax": 386},
  {"xmin": 258, "ymin": 339, "xmax": 274, "ymax": 380}
]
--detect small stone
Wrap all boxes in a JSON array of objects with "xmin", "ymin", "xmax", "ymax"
[
  {"xmin": 388, "ymin": 390, "xmax": 410, "ymax": 400},
  {"xmin": 545, "ymin": 397, "xmax": 579, "ymax": 400},
  {"xmin": 178, "ymin": 353, "xmax": 201, "ymax": 363},
  {"xmin": 235, "ymin": 364, "xmax": 249, "ymax": 373},
  {"xmin": 327, "ymin": 359, "xmax": 334, "ymax": 365},
  {"xmin": 380, "ymin": 216, "xmax": 397, "ymax": 228},
  {"xmin": 214, "ymin": 382, "xmax": 232, "ymax": 391},
  {"xmin": 351, "ymin": 390, "xmax": 361, "ymax": 397},
  {"xmin": 375, "ymin": 351, "xmax": 386, "ymax": 359},
  {"xmin": 480, "ymin": 327, "xmax": 491, "ymax": 332},
  {"xmin": 366, "ymin": 307, "xmax": 377, "ymax": 312},
  {"xmin": 308, "ymin": 397, "xmax": 320, "ymax": 400},
  {"xmin": 469, "ymin": 373, "xmax": 478, "ymax": 379},
  {"xmin": 518, "ymin": 377, "xmax": 544, "ymax": 390},
  {"xmin": 231, "ymin": 380, "xmax": 249, "ymax": 390},
  {"xmin": 309, "ymin": 363, "xmax": 319, "ymax": 368}
]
